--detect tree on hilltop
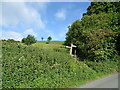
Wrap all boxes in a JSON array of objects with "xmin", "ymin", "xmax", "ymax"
[
  {"xmin": 46, "ymin": 36, "xmax": 52, "ymax": 44},
  {"xmin": 41, "ymin": 37, "xmax": 44, "ymax": 41},
  {"xmin": 22, "ymin": 35, "xmax": 36, "ymax": 45}
]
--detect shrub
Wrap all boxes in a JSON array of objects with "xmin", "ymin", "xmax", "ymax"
[
  {"xmin": 84, "ymin": 59, "xmax": 118, "ymax": 74},
  {"xmin": 65, "ymin": 12, "xmax": 119, "ymax": 61},
  {"xmin": 22, "ymin": 35, "xmax": 36, "ymax": 45},
  {"xmin": 7, "ymin": 39, "xmax": 16, "ymax": 42},
  {"xmin": 46, "ymin": 41, "xmax": 49, "ymax": 44}
]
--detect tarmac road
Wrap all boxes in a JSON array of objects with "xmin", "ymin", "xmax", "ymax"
[{"xmin": 77, "ymin": 73, "xmax": 119, "ymax": 88}]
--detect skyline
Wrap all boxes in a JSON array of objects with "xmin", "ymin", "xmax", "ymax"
[{"xmin": 0, "ymin": 2, "xmax": 90, "ymax": 41}]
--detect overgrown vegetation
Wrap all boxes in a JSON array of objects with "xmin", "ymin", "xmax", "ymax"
[
  {"xmin": 2, "ymin": 2, "xmax": 120, "ymax": 88},
  {"xmin": 2, "ymin": 41, "xmax": 98, "ymax": 88},
  {"xmin": 83, "ymin": 2, "xmax": 120, "ymax": 16},
  {"xmin": 65, "ymin": 2, "xmax": 120, "ymax": 62},
  {"xmin": 2, "ymin": 41, "xmax": 119, "ymax": 88}
]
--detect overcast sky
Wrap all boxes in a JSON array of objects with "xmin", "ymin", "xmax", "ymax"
[{"xmin": 0, "ymin": 2, "xmax": 90, "ymax": 41}]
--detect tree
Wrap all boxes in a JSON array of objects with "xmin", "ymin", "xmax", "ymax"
[
  {"xmin": 83, "ymin": 2, "xmax": 119, "ymax": 16},
  {"xmin": 41, "ymin": 37, "xmax": 44, "ymax": 41},
  {"xmin": 65, "ymin": 2, "xmax": 119, "ymax": 61},
  {"xmin": 22, "ymin": 38, "xmax": 26, "ymax": 43},
  {"xmin": 64, "ymin": 20, "xmax": 82, "ymax": 46},
  {"xmin": 22, "ymin": 35, "xmax": 36, "ymax": 45},
  {"xmin": 47, "ymin": 36, "xmax": 52, "ymax": 41},
  {"xmin": 46, "ymin": 36, "xmax": 52, "ymax": 44}
]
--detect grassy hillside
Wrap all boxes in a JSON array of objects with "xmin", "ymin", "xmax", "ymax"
[
  {"xmin": 2, "ymin": 41, "xmax": 118, "ymax": 88},
  {"xmin": 37, "ymin": 41, "xmax": 64, "ymax": 44}
]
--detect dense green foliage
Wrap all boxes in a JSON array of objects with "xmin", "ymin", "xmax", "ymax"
[
  {"xmin": 2, "ymin": 41, "xmax": 118, "ymax": 88},
  {"xmin": 2, "ymin": 2, "xmax": 119, "ymax": 88},
  {"xmin": 65, "ymin": 2, "xmax": 120, "ymax": 62},
  {"xmin": 83, "ymin": 2, "xmax": 120, "ymax": 16},
  {"xmin": 22, "ymin": 35, "xmax": 36, "ymax": 45},
  {"xmin": 2, "ymin": 41, "xmax": 97, "ymax": 88},
  {"xmin": 116, "ymin": 33, "xmax": 120, "ymax": 55},
  {"xmin": 2, "ymin": 41, "xmax": 117, "ymax": 88}
]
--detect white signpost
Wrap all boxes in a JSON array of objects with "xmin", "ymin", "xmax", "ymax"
[{"xmin": 66, "ymin": 43, "xmax": 77, "ymax": 56}]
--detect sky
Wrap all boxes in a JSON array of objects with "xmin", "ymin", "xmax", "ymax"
[{"xmin": 0, "ymin": 2, "xmax": 91, "ymax": 41}]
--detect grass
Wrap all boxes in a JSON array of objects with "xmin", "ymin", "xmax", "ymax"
[
  {"xmin": 34, "ymin": 41, "xmax": 65, "ymax": 49},
  {"xmin": 37, "ymin": 41, "xmax": 64, "ymax": 44},
  {"xmin": 2, "ymin": 41, "xmax": 119, "ymax": 88}
]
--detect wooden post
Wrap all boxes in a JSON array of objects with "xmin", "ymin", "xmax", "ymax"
[
  {"xmin": 70, "ymin": 44, "xmax": 72, "ymax": 55},
  {"xmin": 75, "ymin": 48, "xmax": 76, "ymax": 57},
  {"xmin": 66, "ymin": 43, "xmax": 77, "ymax": 56}
]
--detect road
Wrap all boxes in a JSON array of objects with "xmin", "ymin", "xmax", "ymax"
[{"xmin": 77, "ymin": 73, "xmax": 119, "ymax": 88}]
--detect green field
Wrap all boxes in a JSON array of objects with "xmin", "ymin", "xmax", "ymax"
[{"xmin": 2, "ymin": 41, "xmax": 118, "ymax": 88}]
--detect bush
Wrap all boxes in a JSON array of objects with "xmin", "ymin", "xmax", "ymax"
[
  {"xmin": 7, "ymin": 39, "xmax": 16, "ymax": 42},
  {"xmin": 65, "ymin": 12, "xmax": 119, "ymax": 61},
  {"xmin": 22, "ymin": 35, "xmax": 36, "ymax": 45},
  {"xmin": 46, "ymin": 41, "xmax": 49, "ymax": 44},
  {"xmin": 84, "ymin": 59, "xmax": 118, "ymax": 74},
  {"xmin": 65, "ymin": 2, "xmax": 120, "ymax": 62}
]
